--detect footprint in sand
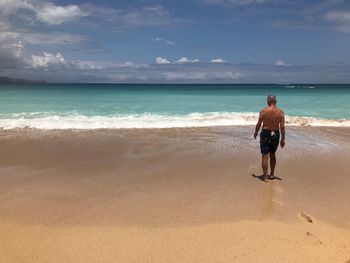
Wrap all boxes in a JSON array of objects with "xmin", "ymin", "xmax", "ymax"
[
  {"xmin": 305, "ymin": 232, "xmax": 323, "ymax": 245},
  {"xmin": 301, "ymin": 211, "xmax": 313, "ymax": 223}
]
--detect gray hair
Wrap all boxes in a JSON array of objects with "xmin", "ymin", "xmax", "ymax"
[{"xmin": 267, "ymin": 95, "xmax": 277, "ymax": 105}]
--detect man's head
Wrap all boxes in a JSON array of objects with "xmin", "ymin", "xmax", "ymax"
[{"xmin": 267, "ymin": 95, "xmax": 277, "ymax": 106}]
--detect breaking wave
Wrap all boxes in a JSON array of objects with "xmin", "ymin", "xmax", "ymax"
[
  {"xmin": 283, "ymin": 85, "xmax": 316, "ymax": 89},
  {"xmin": 0, "ymin": 112, "xmax": 350, "ymax": 129}
]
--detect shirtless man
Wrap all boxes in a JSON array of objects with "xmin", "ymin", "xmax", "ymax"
[{"xmin": 254, "ymin": 95, "xmax": 285, "ymax": 182}]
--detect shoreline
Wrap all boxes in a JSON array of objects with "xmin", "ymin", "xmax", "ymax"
[
  {"xmin": 1, "ymin": 113, "xmax": 350, "ymax": 130},
  {"xmin": 0, "ymin": 126, "xmax": 349, "ymax": 262},
  {"xmin": 1, "ymin": 124, "xmax": 350, "ymax": 130}
]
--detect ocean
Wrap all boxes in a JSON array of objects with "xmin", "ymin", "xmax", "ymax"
[{"xmin": 0, "ymin": 84, "xmax": 349, "ymax": 129}]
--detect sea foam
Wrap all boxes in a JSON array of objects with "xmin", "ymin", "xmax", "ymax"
[{"xmin": 0, "ymin": 112, "xmax": 349, "ymax": 129}]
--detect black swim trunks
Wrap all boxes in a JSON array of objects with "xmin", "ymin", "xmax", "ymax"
[{"xmin": 260, "ymin": 129, "xmax": 280, "ymax": 155}]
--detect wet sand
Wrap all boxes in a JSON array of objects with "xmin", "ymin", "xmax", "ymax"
[{"xmin": 0, "ymin": 126, "xmax": 349, "ymax": 262}]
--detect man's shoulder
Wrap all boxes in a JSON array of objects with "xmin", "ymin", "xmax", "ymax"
[
  {"xmin": 276, "ymin": 107, "xmax": 285, "ymax": 115},
  {"xmin": 260, "ymin": 108, "xmax": 268, "ymax": 114}
]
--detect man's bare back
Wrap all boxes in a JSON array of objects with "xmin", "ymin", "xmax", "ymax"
[{"xmin": 259, "ymin": 106, "xmax": 284, "ymax": 131}]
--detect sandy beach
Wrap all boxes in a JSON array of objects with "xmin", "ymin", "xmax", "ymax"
[{"xmin": 0, "ymin": 126, "xmax": 349, "ymax": 262}]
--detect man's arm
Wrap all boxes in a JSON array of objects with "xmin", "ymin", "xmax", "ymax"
[
  {"xmin": 280, "ymin": 112, "xmax": 285, "ymax": 147},
  {"xmin": 254, "ymin": 111, "xmax": 263, "ymax": 139}
]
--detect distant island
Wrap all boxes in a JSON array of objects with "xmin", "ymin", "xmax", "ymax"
[{"xmin": 0, "ymin": 76, "xmax": 45, "ymax": 84}]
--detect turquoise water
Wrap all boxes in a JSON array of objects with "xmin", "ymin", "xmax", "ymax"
[{"xmin": 0, "ymin": 84, "xmax": 349, "ymax": 129}]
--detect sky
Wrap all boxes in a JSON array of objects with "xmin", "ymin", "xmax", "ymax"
[{"xmin": 1, "ymin": 0, "xmax": 350, "ymax": 83}]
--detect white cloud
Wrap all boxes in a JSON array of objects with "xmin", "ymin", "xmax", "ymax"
[
  {"xmin": 211, "ymin": 58, "xmax": 226, "ymax": 63},
  {"xmin": 275, "ymin": 59, "xmax": 292, "ymax": 67},
  {"xmin": 36, "ymin": 3, "xmax": 87, "ymax": 25},
  {"xmin": 152, "ymin": 37, "xmax": 175, "ymax": 45},
  {"xmin": 0, "ymin": 31, "xmax": 87, "ymax": 45},
  {"xmin": 163, "ymin": 71, "xmax": 242, "ymax": 81},
  {"xmin": 123, "ymin": 61, "xmax": 134, "ymax": 67},
  {"xmin": 32, "ymin": 52, "xmax": 67, "ymax": 69},
  {"xmin": 0, "ymin": 0, "xmax": 86, "ymax": 25},
  {"xmin": 12, "ymin": 41, "xmax": 24, "ymax": 49},
  {"xmin": 176, "ymin": 57, "xmax": 200, "ymax": 63},
  {"xmin": 325, "ymin": 10, "xmax": 350, "ymax": 33},
  {"xmin": 0, "ymin": 0, "xmax": 35, "ymax": 15},
  {"xmin": 74, "ymin": 60, "xmax": 103, "ymax": 70},
  {"xmin": 29, "ymin": 51, "xmax": 140, "ymax": 71},
  {"xmin": 155, "ymin": 56, "xmax": 171, "ymax": 64},
  {"xmin": 11, "ymin": 41, "xmax": 24, "ymax": 57}
]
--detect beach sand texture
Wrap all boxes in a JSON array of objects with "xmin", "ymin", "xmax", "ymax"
[{"xmin": 0, "ymin": 126, "xmax": 349, "ymax": 262}]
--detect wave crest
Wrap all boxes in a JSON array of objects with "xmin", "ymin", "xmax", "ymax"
[{"xmin": 0, "ymin": 112, "xmax": 349, "ymax": 129}]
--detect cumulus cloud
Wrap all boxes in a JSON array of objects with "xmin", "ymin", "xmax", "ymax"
[
  {"xmin": 275, "ymin": 59, "xmax": 292, "ymax": 67},
  {"xmin": 74, "ymin": 60, "xmax": 104, "ymax": 70},
  {"xmin": 176, "ymin": 57, "xmax": 200, "ymax": 63},
  {"xmin": 163, "ymin": 71, "xmax": 242, "ymax": 81},
  {"xmin": 325, "ymin": 10, "xmax": 350, "ymax": 33},
  {"xmin": 152, "ymin": 37, "xmax": 175, "ymax": 45},
  {"xmin": 32, "ymin": 52, "xmax": 67, "ymax": 69},
  {"xmin": 36, "ymin": 3, "xmax": 87, "ymax": 25},
  {"xmin": 12, "ymin": 41, "xmax": 24, "ymax": 48},
  {"xmin": 0, "ymin": 0, "xmax": 86, "ymax": 25},
  {"xmin": 0, "ymin": 0, "xmax": 35, "ymax": 15},
  {"xmin": 155, "ymin": 56, "xmax": 171, "ymax": 64},
  {"xmin": 30, "ymin": 52, "xmax": 136, "ymax": 71},
  {"xmin": 211, "ymin": 58, "xmax": 226, "ymax": 63}
]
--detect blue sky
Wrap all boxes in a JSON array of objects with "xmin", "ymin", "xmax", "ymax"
[{"xmin": 1, "ymin": 0, "xmax": 350, "ymax": 83}]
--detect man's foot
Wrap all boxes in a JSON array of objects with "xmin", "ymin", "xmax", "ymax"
[
  {"xmin": 269, "ymin": 174, "xmax": 275, "ymax": 180},
  {"xmin": 264, "ymin": 174, "xmax": 269, "ymax": 182}
]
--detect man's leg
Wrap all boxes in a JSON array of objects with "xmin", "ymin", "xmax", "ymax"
[
  {"xmin": 269, "ymin": 153, "xmax": 276, "ymax": 178},
  {"xmin": 262, "ymin": 154, "xmax": 269, "ymax": 181}
]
